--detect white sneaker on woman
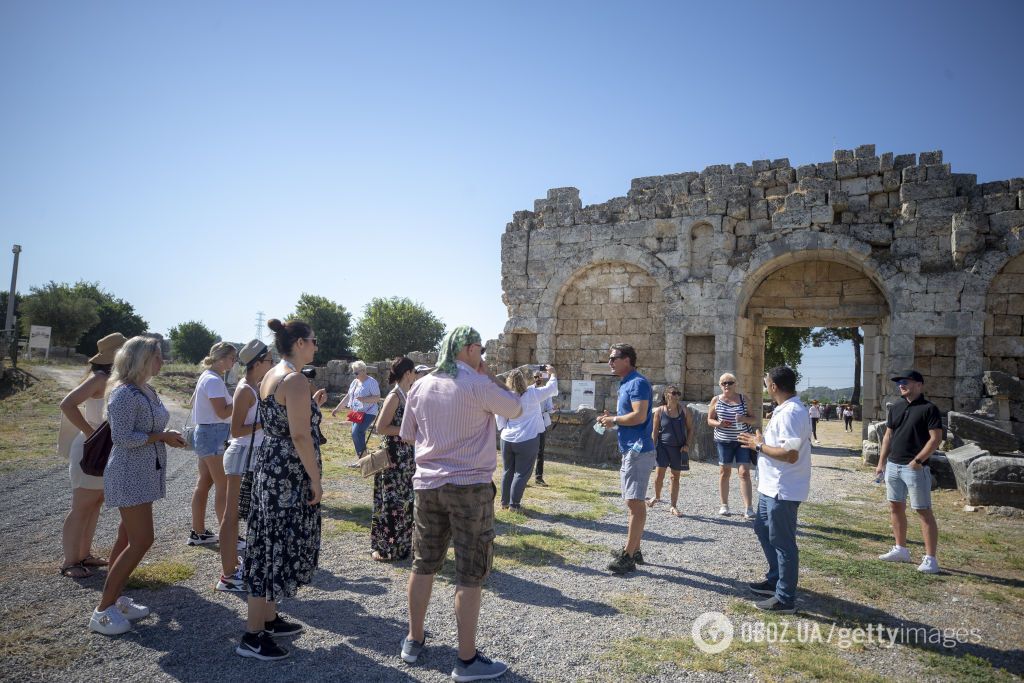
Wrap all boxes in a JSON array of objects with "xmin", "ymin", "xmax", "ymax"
[
  {"xmin": 718, "ymin": 505, "xmax": 730, "ymax": 516},
  {"xmin": 89, "ymin": 606, "xmax": 132, "ymax": 635},
  {"xmin": 115, "ymin": 596, "xmax": 151, "ymax": 620}
]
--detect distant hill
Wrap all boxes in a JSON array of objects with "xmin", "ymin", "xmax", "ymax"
[{"xmin": 799, "ymin": 386, "xmax": 855, "ymax": 403}]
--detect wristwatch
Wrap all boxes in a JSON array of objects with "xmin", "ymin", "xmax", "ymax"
[{"xmin": 755, "ymin": 443, "xmax": 763, "ymax": 453}]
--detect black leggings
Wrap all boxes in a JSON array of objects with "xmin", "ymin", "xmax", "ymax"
[{"xmin": 811, "ymin": 418, "xmax": 819, "ymax": 440}]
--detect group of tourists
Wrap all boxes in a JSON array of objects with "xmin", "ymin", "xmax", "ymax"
[{"xmin": 57, "ymin": 321, "xmax": 945, "ymax": 680}]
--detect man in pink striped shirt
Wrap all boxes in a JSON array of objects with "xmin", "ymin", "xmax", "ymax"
[{"xmin": 398, "ymin": 325, "xmax": 522, "ymax": 681}]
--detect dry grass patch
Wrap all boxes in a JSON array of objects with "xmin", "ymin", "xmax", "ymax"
[
  {"xmin": 605, "ymin": 590, "xmax": 653, "ymax": 618},
  {"xmin": 0, "ymin": 370, "xmax": 65, "ymax": 470},
  {"xmin": 150, "ymin": 362, "xmax": 201, "ymax": 404},
  {"xmin": 125, "ymin": 557, "xmax": 195, "ymax": 590}
]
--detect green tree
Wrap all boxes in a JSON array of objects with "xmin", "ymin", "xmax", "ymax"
[
  {"xmin": 292, "ymin": 293, "xmax": 352, "ymax": 364},
  {"xmin": 169, "ymin": 321, "xmax": 219, "ymax": 363},
  {"xmin": 811, "ymin": 327, "xmax": 863, "ymax": 405},
  {"xmin": 353, "ymin": 297, "xmax": 446, "ymax": 361},
  {"xmin": 70, "ymin": 281, "xmax": 148, "ymax": 355},
  {"xmin": 21, "ymin": 281, "xmax": 99, "ymax": 348},
  {"xmin": 764, "ymin": 327, "xmax": 811, "ymax": 385}
]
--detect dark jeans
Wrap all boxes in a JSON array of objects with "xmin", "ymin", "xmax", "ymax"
[
  {"xmin": 501, "ymin": 437, "xmax": 539, "ymax": 506},
  {"xmin": 752, "ymin": 492, "xmax": 801, "ymax": 606},
  {"xmin": 810, "ymin": 418, "xmax": 819, "ymax": 440},
  {"xmin": 535, "ymin": 431, "xmax": 546, "ymax": 479},
  {"xmin": 844, "ymin": 416, "xmax": 853, "ymax": 431}
]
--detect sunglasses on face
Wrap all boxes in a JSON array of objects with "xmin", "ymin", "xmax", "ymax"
[
  {"xmin": 895, "ymin": 379, "xmax": 910, "ymax": 387},
  {"xmin": 668, "ymin": 391, "xmax": 681, "ymax": 396},
  {"xmin": 608, "ymin": 355, "xmax": 624, "ymax": 362},
  {"xmin": 305, "ymin": 337, "xmax": 318, "ymax": 346},
  {"xmin": 720, "ymin": 381, "xmax": 735, "ymax": 386}
]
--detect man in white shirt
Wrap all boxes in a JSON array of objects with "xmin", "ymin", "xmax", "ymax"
[{"xmin": 738, "ymin": 365, "xmax": 812, "ymax": 614}]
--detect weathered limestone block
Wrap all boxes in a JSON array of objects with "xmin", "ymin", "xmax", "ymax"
[
  {"xmin": 862, "ymin": 440, "xmax": 880, "ymax": 465},
  {"xmin": 900, "ymin": 180, "xmax": 955, "ymax": 202},
  {"xmin": 685, "ymin": 403, "xmax": 717, "ymax": 463},
  {"xmin": 867, "ymin": 421, "xmax": 887, "ymax": 443},
  {"xmin": 947, "ymin": 412, "xmax": 1021, "ymax": 454},
  {"xmin": 951, "ymin": 212, "xmax": 986, "ymax": 267},
  {"xmin": 947, "ymin": 444, "xmax": 1024, "ymax": 508},
  {"xmin": 772, "ymin": 208, "xmax": 811, "ymax": 229},
  {"xmin": 983, "ymin": 371, "xmax": 1024, "ymax": 402},
  {"xmin": 929, "ymin": 452, "xmax": 957, "ymax": 489},
  {"xmin": 989, "ymin": 210, "xmax": 1024, "ymax": 234}
]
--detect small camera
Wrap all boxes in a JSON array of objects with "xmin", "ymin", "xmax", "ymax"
[{"xmin": 301, "ymin": 367, "xmax": 317, "ymax": 380}]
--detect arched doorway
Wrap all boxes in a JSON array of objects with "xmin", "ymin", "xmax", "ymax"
[
  {"xmin": 736, "ymin": 256, "xmax": 891, "ymax": 435},
  {"xmin": 985, "ymin": 251, "xmax": 1024, "ymax": 378}
]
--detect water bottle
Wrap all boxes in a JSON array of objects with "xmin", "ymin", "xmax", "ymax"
[
  {"xmin": 593, "ymin": 422, "xmax": 606, "ymax": 435},
  {"xmin": 874, "ymin": 472, "xmax": 884, "ymax": 484},
  {"xmin": 629, "ymin": 439, "xmax": 644, "ymax": 454}
]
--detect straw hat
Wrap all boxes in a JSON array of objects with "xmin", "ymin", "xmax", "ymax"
[
  {"xmin": 89, "ymin": 332, "xmax": 127, "ymax": 364},
  {"xmin": 238, "ymin": 339, "xmax": 269, "ymax": 366}
]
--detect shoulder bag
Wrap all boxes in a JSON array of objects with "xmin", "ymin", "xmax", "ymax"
[
  {"xmin": 357, "ymin": 392, "xmax": 396, "ymax": 478},
  {"xmin": 80, "ymin": 421, "xmax": 113, "ymax": 477},
  {"xmin": 182, "ymin": 383, "xmax": 199, "ymax": 451},
  {"xmin": 238, "ymin": 401, "xmax": 261, "ymax": 520}
]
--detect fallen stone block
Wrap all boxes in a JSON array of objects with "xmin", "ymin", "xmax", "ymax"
[
  {"xmin": 982, "ymin": 370, "xmax": 1024, "ymax": 402},
  {"xmin": 947, "ymin": 444, "xmax": 1024, "ymax": 508},
  {"xmin": 947, "ymin": 412, "xmax": 1021, "ymax": 454},
  {"xmin": 928, "ymin": 452, "xmax": 956, "ymax": 489},
  {"xmin": 867, "ymin": 421, "xmax": 887, "ymax": 443},
  {"xmin": 862, "ymin": 440, "xmax": 880, "ymax": 466}
]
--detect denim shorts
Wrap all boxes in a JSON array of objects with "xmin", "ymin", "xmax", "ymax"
[
  {"xmin": 885, "ymin": 461, "xmax": 932, "ymax": 510},
  {"xmin": 194, "ymin": 422, "xmax": 230, "ymax": 458},
  {"xmin": 223, "ymin": 438, "xmax": 260, "ymax": 476},
  {"xmin": 620, "ymin": 450, "xmax": 656, "ymax": 500},
  {"xmin": 716, "ymin": 440, "xmax": 751, "ymax": 467}
]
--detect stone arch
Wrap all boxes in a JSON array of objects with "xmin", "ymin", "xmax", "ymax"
[
  {"xmin": 540, "ymin": 244, "xmax": 675, "ymax": 313},
  {"xmin": 985, "ymin": 251, "xmax": 1024, "ymax": 378},
  {"xmin": 549, "ymin": 261, "xmax": 667, "ymax": 400}
]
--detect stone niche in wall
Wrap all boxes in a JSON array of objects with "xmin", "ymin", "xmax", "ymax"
[
  {"xmin": 914, "ymin": 336, "xmax": 957, "ymax": 413},
  {"xmin": 684, "ymin": 335, "xmax": 715, "ymax": 402},
  {"xmin": 985, "ymin": 252, "xmax": 1024, "ymax": 378}
]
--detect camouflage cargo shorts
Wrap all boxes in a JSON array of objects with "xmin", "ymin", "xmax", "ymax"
[{"xmin": 411, "ymin": 482, "xmax": 496, "ymax": 587}]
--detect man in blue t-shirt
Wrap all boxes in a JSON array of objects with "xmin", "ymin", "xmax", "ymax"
[{"xmin": 597, "ymin": 343, "xmax": 655, "ymax": 574}]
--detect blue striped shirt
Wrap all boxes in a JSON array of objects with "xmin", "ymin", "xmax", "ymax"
[{"xmin": 713, "ymin": 395, "xmax": 749, "ymax": 442}]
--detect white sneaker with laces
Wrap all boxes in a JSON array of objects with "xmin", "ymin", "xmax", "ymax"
[
  {"xmin": 917, "ymin": 555, "xmax": 940, "ymax": 574},
  {"xmin": 116, "ymin": 596, "xmax": 151, "ymax": 620},
  {"xmin": 878, "ymin": 545, "xmax": 912, "ymax": 563},
  {"xmin": 718, "ymin": 504, "xmax": 730, "ymax": 516},
  {"xmin": 89, "ymin": 606, "xmax": 132, "ymax": 635}
]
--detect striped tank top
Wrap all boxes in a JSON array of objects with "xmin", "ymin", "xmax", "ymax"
[{"xmin": 714, "ymin": 395, "xmax": 749, "ymax": 442}]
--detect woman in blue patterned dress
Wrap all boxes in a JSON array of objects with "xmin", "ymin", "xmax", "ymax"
[
  {"xmin": 89, "ymin": 336, "xmax": 187, "ymax": 636},
  {"xmin": 369, "ymin": 356, "xmax": 419, "ymax": 562},
  {"xmin": 237, "ymin": 318, "xmax": 326, "ymax": 661}
]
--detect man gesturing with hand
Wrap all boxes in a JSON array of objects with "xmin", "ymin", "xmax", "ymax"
[{"xmin": 738, "ymin": 365, "xmax": 811, "ymax": 614}]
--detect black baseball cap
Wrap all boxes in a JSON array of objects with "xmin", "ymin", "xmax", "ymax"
[{"xmin": 890, "ymin": 369, "xmax": 924, "ymax": 383}]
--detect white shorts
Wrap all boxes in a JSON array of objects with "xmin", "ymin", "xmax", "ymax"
[{"xmin": 69, "ymin": 432, "xmax": 104, "ymax": 490}]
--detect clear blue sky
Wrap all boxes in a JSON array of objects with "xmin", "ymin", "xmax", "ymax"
[{"xmin": 2, "ymin": 1, "xmax": 1021, "ymax": 384}]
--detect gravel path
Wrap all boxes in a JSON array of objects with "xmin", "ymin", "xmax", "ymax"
[{"xmin": 1, "ymin": 373, "xmax": 1020, "ymax": 682}]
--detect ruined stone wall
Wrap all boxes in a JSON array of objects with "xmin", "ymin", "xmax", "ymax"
[{"xmin": 497, "ymin": 144, "xmax": 1024, "ymax": 420}]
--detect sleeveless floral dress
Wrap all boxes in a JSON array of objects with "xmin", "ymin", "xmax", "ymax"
[
  {"xmin": 243, "ymin": 394, "xmax": 323, "ymax": 600},
  {"xmin": 370, "ymin": 389, "xmax": 416, "ymax": 560}
]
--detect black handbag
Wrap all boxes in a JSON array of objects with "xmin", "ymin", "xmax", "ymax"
[
  {"xmin": 80, "ymin": 421, "xmax": 113, "ymax": 476},
  {"xmin": 238, "ymin": 405, "xmax": 261, "ymax": 520}
]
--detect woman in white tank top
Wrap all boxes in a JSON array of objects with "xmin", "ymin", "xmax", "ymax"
[
  {"xmin": 58, "ymin": 332, "xmax": 126, "ymax": 579},
  {"xmin": 215, "ymin": 340, "xmax": 274, "ymax": 592}
]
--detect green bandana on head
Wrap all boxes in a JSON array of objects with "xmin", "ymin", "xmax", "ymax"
[{"xmin": 436, "ymin": 325, "xmax": 481, "ymax": 378}]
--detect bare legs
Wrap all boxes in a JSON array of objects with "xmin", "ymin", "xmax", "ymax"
[
  {"xmin": 191, "ymin": 456, "xmax": 227, "ymax": 533},
  {"xmin": 219, "ymin": 474, "xmax": 242, "ymax": 576},
  {"xmin": 246, "ymin": 596, "xmax": 277, "ymax": 633},
  {"xmin": 97, "ymin": 503, "xmax": 154, "ymax": 611},
  {"xmin": 719, "ymin": 464, "xmax": 752, "ymax": 509},
  {"xmin": 62, "ymin": 488, "xmax": 104, "ymax": 567},
  {"xmin": 407, "ymin": 572, "xmax": 480, "ymax": 661},
  {"xmin": 625, "ymin": 499, "xmax": 646, "ymax": 554},
  {"xmin": 649, "ymin": 468, "xmax": 682, "ymax": 514},
  {"xmin": 889, "ymin": 501, "xmax": 939, "ymax": 557}
]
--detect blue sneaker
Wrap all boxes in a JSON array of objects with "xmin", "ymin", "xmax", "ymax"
[
  {"xmin": 452, "ymin": 651, "xmax": 508, "ymax": 682},
  {"xmin": 401, "ymin": 635, "xmax": 425, "ymax": 664}
]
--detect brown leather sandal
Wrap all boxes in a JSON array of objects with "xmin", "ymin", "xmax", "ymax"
[
  {"xmin": 82, "ymin": 554, "xmax": 109, "ymax": 567},
  {"xmin": 59, "ymin": 563, "xmax": 91, "ymax": 579}
]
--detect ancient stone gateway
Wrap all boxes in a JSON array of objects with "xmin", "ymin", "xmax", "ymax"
[{"xmin": 493, "ymin": 145, "xmax": 1024, "ymax": 439}]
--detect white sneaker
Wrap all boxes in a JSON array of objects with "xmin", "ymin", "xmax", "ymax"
[
  {"xmin": 89, "ymin": 606, "xmax": 132, "ymax": 635},
  {"xmin": 917, "ymin": 555, "xmax": 940, "ymax": 574},
  {"xmin": 878, "ymin": 545, "xmax": 913, "ymax": 563},
  {"xmin": 115, "ymin": 596, "xmax": 151, "ymax": 621},
  {"xmin": 743, "ymin": 508, "xmax": 755, "ymax": 520},
  {"xmin": 718, "ymin": 505, "xmax": 730, "ymax": 516}
]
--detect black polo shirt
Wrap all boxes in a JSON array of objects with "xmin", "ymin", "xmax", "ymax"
[{"xmin": 885, "ymin": 395, "xmax": 942, "ymax": 465}]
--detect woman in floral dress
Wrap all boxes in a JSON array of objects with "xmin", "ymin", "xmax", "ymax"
[
  {"xmin": 369, "ymin": 356, "xmax": 421, "ymax": 561},
  {"xmin": 237, "ymin": 318, "xmax": 327, "ymax": 662}
]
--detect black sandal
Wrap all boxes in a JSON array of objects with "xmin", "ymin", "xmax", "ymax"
[{"xmin": 59, "ymin": 563, "xmax": 91, "ymax": 579}]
